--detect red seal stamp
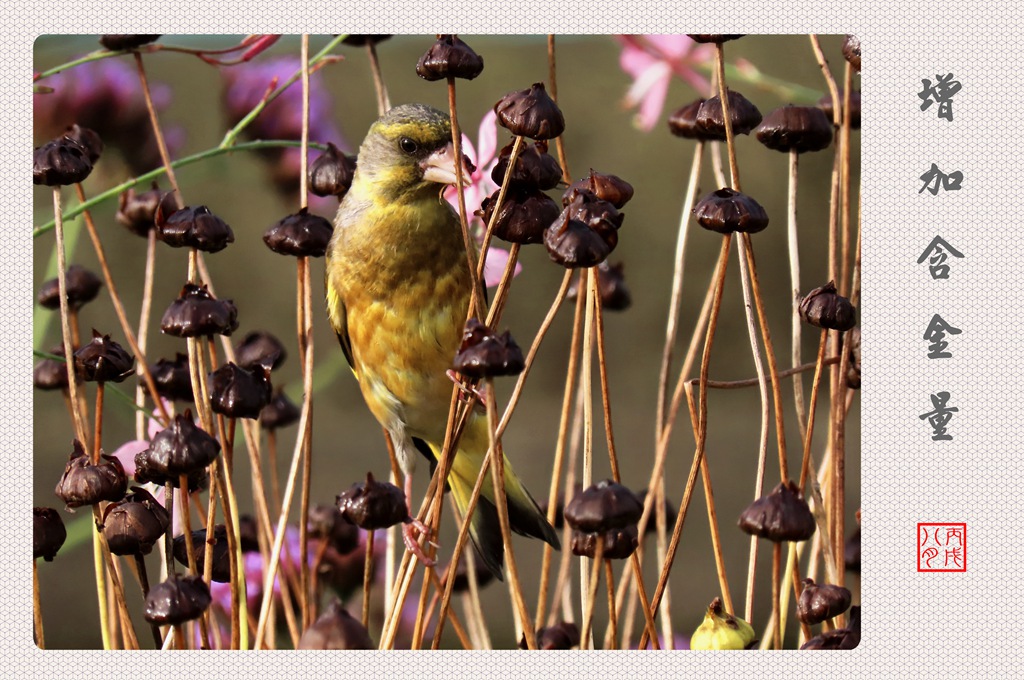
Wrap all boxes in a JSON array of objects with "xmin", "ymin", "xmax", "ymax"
[{"xmin": 917, "ymin": 522, "xmax": 966, "ymax": 572}]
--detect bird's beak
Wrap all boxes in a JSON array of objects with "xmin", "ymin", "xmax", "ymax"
[{"xmin": 420, "ymin": 142, "xmax": 475, "ymax": 185}]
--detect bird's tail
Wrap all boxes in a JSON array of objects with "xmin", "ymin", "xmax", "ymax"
[{"xmin": 430, "ymin": 430, "xmax": 559, "ymax": 582}]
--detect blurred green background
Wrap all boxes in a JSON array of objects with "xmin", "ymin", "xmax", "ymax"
[{"xmin": 33, "ymin": 34, "xmax": 859, "ymax": 649}]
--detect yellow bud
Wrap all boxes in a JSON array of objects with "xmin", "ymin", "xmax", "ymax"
[{"xmin": 690, "ymin": 597, "xmax": 757, "ymax": 650}]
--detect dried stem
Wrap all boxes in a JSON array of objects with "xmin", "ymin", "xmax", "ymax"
[
  {"xmin": 799, "ymin": 329, "xmax": 830, "ymax": 489},
  {"xmin": 51, "ymin": 187, "xmax": 88, "ymax": 445},
  {"xmin": 363, "ymin": 530, "xmax": 375, "ymax": 629},
  {"xmin": 366, "ymin": 41, "xmax": 390, "ymax": 115},
  {"xmin": 578, "ymin": 535, "xmax": 605, "ymax": 649},
  {"xmin": 547, "ymin": 36, "xmax": 571, "ymax": 180},
  {"xmin": 33, "ymin": 560, "xmax": 44, "ymax": 648},
  {"xmin": 787, "ymin": 151, "xmax": 808, "ymax": 440}
]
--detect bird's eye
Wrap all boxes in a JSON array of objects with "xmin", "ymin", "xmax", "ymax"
[{"xmin": 399, "ymin": 137, "xmax": 419, "ymax": 155}]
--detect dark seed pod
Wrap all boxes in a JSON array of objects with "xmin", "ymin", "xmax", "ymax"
[
  {"xmin": 33, "ymin": 136, "xmax": 93, "ymax": 186},
  {"xmin": 54, "ymin": 440, "xmax": 128, "ymax": 509},
  {"xmin": 566, "ymin": 170, "xmax": 634, "ymax": 209},
  {"xmin": 693, "ymin": 188, "xmax": 769, "ymax": 234},
  {"xmin": 33, "ymin": 507, "xmax": 67, "ymax": 561},
  {"xmin": 845, "ymin": 326, "xmax": 861, "ymax": 389},
  {"xmin": 544, "ymin": 212, "xmax": 613, "ymax": 268},
  {"xmin": 737, "ymin": 480, "xmax": 816, "ymax": 542},
  {"xmin": 336, "ymin": 472, "xmax": 409, "ymax": 530},
  {"xmin": 797, "ymin": 578, "xmax": 853, "ymax": 625},
  {"xmin": 696, "ymin": 90, "xmax": 763, "ymax": 138},
  {"xmin": 99, "ymin": 34, "xmax": 161, "ymax": 50},
  {"xmin": 64, "ymin": 124, "xmax": 103, "ymax": 164},
  {"xmin": 564, "ymin": 480, "xmax": 643, "ymax": 533},
  {"xmin": 308, "ymin": 143, "xmax": 357, "ymax": 198},
  {"xmin": 491, "ymin": 140, "xmax": 563, "ymax": 190},
  {"xmin": 37, "ymin": 265, "xmax": 103, "ymax": 311},
  {"xmin": 688, "ymin": 34, "xmax": 744, "ymax": 43},
  {"xmin": 308, "ymin": 504, "xmax": 360, "ymax": 555},
  {"xmin": 297, "ymin": 600, "xmax": 374, "ymax": 649},
  {"xmin": 101, "ymin": 487, "xmax": 170, "ymax": 556},
  {"xmin": 134, "ymin": 447, "xmax": 209, "ymax": 491},
  {"xmin": 668, "ymin": 98, "xmax": 721, "ymax": 140},
  {"xmin": 235, "ymin": 330, "xmax": 287, "ymax": 371},
  {"xmin": 74, "ymin": 330, "xmax": 135, "ymax": 383},
  {"xmin": 155, "ymin": 202, "xmax": 235, "ymax": 253},
  {"xmin": 173, "ymin": 525, "xmax": 231, "ymax": 582},
  {"xmin": 452, "ymin": 318, "xmax": 525, "ymax": 379},
  {"xmin": 34, "ymin": 347, "xmax": 69, "ymax": 391},
  {"xmin": 570, "ymin": 525, "xmax": 639, "ymax": 560},
  {"xmin": 209, "ymin": 361, "xmax": 273, "ymax": 419},
  {"xmin": 477, "ymin": 187, "xmax": 560, "ymax": 245},
  {"xmin": 416, "ymin": 35, "xmax": 484, "ymax": 81},
  {"xmin": 561, "ymin": 187, "xmax": 625, "ymax": 230},
  {"xmin": 845, "ymin": 525, "xmax": 861, "ymax": 572},
  {"xmin": 117, "ymin": 184, "xmax": 171, "ymax": 236},
  {"xmin": 149, "ymin": 353, "xmax": 194, "ymax": 402},
  {"xmin": 237, "ymin": 514, "xmax": 260, "ymax": 553},
  {"xmin": 161, "ymin": 284, "xmax": 239, "ymax": 338},
  {"xmin": 444, "ymin": 554, "xmax": 496, "ymax": 593},
  {"xmin": 800, "ymin": 606, "xmax": 860, "ymax": 650},
  {"xmin": 754, "ymin": 106, "xmax": 834, "ymax": 154},
  {"xmin": 260, "ymin": 390, "xmax": 301, "ymax": 430},
  {"xmin": 521, "ymin": 621, "xmax": 581, "ymax": 650},
  {"xmin": 566, "ymin": 261, "xmax": 632, "ymax": 312},
  {"xmin": 341, "ymin": 35, "xmax": 391, "ymax": 47},
  {"xmin": 818, "ymin": 89, "xmax": 861, "ymax": 130},
  {"xmin": 842, "ymin": 35, "xmax": 861, "ymax": 72},
  {"xmin": 263, "ymin": 208, "xmax": 333, "ymax": 257},
  {"xmin": 798, "ymin": 281, "xmax": 857, "ymax": 331},
  {"xmin": 143, "ymin": 411, "xmax": 221, "ymax": 477},
  {"xmin": 144, "ymin": 574, "xmax": 211, "ymax": 625},
  {"xmin": 494, "ymin": 82, "xmax": 565, "ymax": 140}
]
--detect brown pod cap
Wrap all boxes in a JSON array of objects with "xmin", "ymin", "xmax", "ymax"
[
  {"xmin": 800, "ymin": 606, "xmax": 860, "ymax": 650},
  {"xmin": 818, "ymin": 89, "xmax": 861, "ymax": 130},
  {"xmin": 443, "ymin": 555, "xmax": 496, "ymax": 593},
  {"xmin": 173, "ymin": 525, "xmax": 231, "ymax": 582},
  {"xmin": 452, "ymin": 318, "xmax": 525, "ymax": 379},
  {"xmin": 567, "ymin": 169, "xmax": 634, "ymax": 209},
  {"xmin": 149, "ymin": 353, "xmax": 194, "ymax": 402},
  {"xmin": 688, "ymin": 34, "xmax": 744, "ymax": 43},
  {"xmin": 260, "ymin": 390, "xmax": 301, "ymax": 430},
  {"xmin": 102, "ymin": 487, "xmax": 170, "ymax": 556},
  {"xmin": 668, "ymin": 98, "xmax": 722, "ymax": 140},
  {"xmin": 564, "ymin": 480, "xmax": 643, "ymax": 533},
  {"xmin": 263, "ymin": 208, "xmax": 333, "ymax": 257},
  {"xmin": 209, "ymin": 360, "xmax": 273, "ymax": 419},
  {"xmin": 845, "ymin": 526, "xmax": 861, "ymax": 572},
  {"xmin": 842, "ymin": 35, "xmax": 861, "ymax": 72},
  {"xmin": 155, "ymin": 200, "xmax": 235, "ymax": 253},
  {"xmin": 494, "ymin": 82, "xmax": 566, "ymax": 140},
  {"xmin": 144, "ymin": 574, "xmax": 211, "ymax": 625},
  {"xmin": 33, "ymin": 136, "xmax": 93, "ymax": 186},
  {"xmin": 693, "ymin": 187, "xmax": 769, "ymax": 234},
  {"xmin": 54, "ymin": 440, "xmax": 128, "ymax": 509},
  {"xmin": 570, "ymin": 525, "xmax": 639, "ymax": 560},
  {"xmin": 161, "ymin": 284, "xmax": 239, "ymax": 338},
  {"xmin": 99, "ymin": 34, "xmax": 161, "ymax": 50},
  {"xmin": 845, "ymin": 326, "xmax": 861, "ymax": 389},
  {"xmin": 63, "ymin": 124, "xmax": 104, "ymax": 164},
  {"xmin": 134, "ymin": 448, "xmax": 209, "ymax": 491},
  {"xmin": 37, "ymin": 265, "xmax": 103, "ymax": 311},
  {"xmin": 297, "ymin": 600, "xmax": 374, "ymax": 649},
  {"xmin": 237, "ymin": 514, "xmax": 260, "ymax": 553},
  {"xmin": 520, "ymin": 621, "xmax": 581, "ymax": 650},
  {"xmin": 477, "ymin": 187, "xmax": 560, "ymax": 245},
  {"xmin": 737, "ymin": 480, "xmax": 816, "ymax": 542},
  {"xmin": 235, "ymin": 330, "xmax": 287, "ymax": 371},
  {"xmin": 33, "ymin": 507, "xmax": 67, "ymax": 561},
  {"xmin": 696, "ymin": 90, "xmax": 763, "ymax": 137},
  {"xmin": 341, "ymin": 35, "xmax": 391, "ymax": 47},
  {"xmin": 566, "ymin": 260, "xmax": 632, "ymax": 311},
  {"xmin": 336, "ymin": 472, "xmax": 409, "ymax": 530},
  {"xmin": 491, "ymin": 140, "xmax": 563, "ymax": 190},
  {"xmin": 117, "ymin": 184, "xmax": 171, "ymax": 236},
  {"xmin": 143, "ymin": 411, "xmax": 221, "ymax": 477},
  {"xmin": 74, "ymin": 330, "xmax": 135, "ymax": 383},
  {"xmin": 754, "ymin": 105, "xmax": 834, "ymax": 153},
  {"xmin": 798, "ymin": 281, "xmax": 857, "ymax": 331},
  {"xmin": 308, "ymin": 143, "xmax": 357, "ymax": 198},
  {"xmin": 308, "ymin": 504, "xmax": 360, "ymax": 555},
  {"xmin": 544, "ymin": 212, "xmax": 613, "ymax": 268},
  {"xmin": 33, "ymin": 354, "xmax": 70, "ymax": 391},
  {"xmin": 797, "ymin": 578, "xmax": 853, "ymax": 625},
  {"xmin": 416, "ymin": 35, "xmax": 484, "ymax": 81}
]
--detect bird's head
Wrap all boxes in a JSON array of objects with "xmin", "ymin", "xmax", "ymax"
[{"xmin": 354, "ymin": 103, "xmax": 474, "ymax": 200}]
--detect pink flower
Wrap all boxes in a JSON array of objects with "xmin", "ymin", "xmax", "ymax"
[{"xmin": 616, "ymin": 35, "xmax": 715, "ymax": 131}]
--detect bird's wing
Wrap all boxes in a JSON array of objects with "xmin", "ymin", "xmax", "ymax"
[{"xmin": 326, "ymin": 281, "xmax": 355, "ymax": 373}]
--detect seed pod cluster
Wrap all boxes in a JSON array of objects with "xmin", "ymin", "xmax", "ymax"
[
  {"xmin": 307, "ymin": 504, "xmax": 360, "ymax": 556},
  {"xmin": 451, "ymin": 318, "xmax": 525, "ymax": 379},
  {"xmin": 161, "ymin": 284, "xmax": 239, "ymax": 338},
  {"xmin": 117, "ymin": 185, "xmax": 171, "ymax": 236},
  {"xmin": 693, "ymin": 188, "xmax": 769, "ymax": 234},
  {"xmin": 545, "ymin": 180, "xmax": 626, "ymax": 268},
  {"xmin": 260, "ymin": 390, "xmax": 301, "ymax": 430},
  {"xmin": 297, "ymin": 600, "xmax": 374, "ymax": 650},
  {"xmin": 695, "ymin": 90, "xmax": 763, "ymax": 138},
  {"xmin": 737, "ymin": 480, "xmax": 816, "ymax": 542},
  {"xmin": 754, "ymin": 105, "xmax": 834, "ymax": 154},
  {"xmin": 209, "ymin": 360, "xmax": 274, "ymax": 419},
  {"xmin": 33, "ymin": 135, "xmax": 94, "ymax": 186},
  {"xmin": 144, "ymin": 574, "xmax": 211, "ymax": 625},
  {"xmin": 102, "ymin": 487, "xmax": 170, "ymax": 556},
  {"xmin": 33, "ymin": 507, "xmax": 67, "ymax": 561},
  {"xmin": 799, "ymin": 281, "xmax": 857, "ymax": 331},
  {"xmin": 336, "ymin": 472, "xmax": 409, "ymax": 530},
  {"xmin": 415, "ymin": 35, "xmax": 484, "ymax": 81},
  {"xmin": 308, "ymin": 143, "xmax": 357, "ymax": 198},
  {"xmin": 797, "ymin": 578, "xmax": 853, "ymax": 625},
  {"xmin": 477, "ymin": 188, "xmax": 560, "ymax": 245},
  {"xmin": 149, "ymin": 353, "xmax": 194, "ymax": 402},
  {"xmin": 139, "ymin": 411, "xmax": 220, "ymax": 479},
  {"xmin": 37, "ymin": 265, "xmax": 102, "ymax": 311},
  {"xmin": 54, "ymin": 440, "xmax": 128, "ymax": 509},
  {"xmin": 155, "ymin": 200, "xmax": 235, "ymax": 253},
  {"xmin": 564, "ymin": 480, "xmax": 643, "ymax": 560},
  {"xmin": 494, "ymin": 82, "xmax": 565, "ymax": 140},
  {"xmin": 566, "ymin": 260, "xmax": 632, "ymax": 311},
  {"xmin": 520, "ymin": 621, "xmax": 581, "ymax": 650},
  {"xmin": 263, "ymin": 208, "xmax": 334, "ymax": 258},
  {"xmin": 34, "ymin": 345, "xmax": 70, "ymax": 391},
  {"xmin": 173, "ymin": 525, "xmax": 232, "ymax": 582},
  {"xmin": 74, "ymin": 330, "xmax": 135, "ymax": 383}
]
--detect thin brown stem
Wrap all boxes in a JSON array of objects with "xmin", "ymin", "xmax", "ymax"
[
  {"xmin": 799, "ymin": 329, "xmax": 829, "ymax": 490},
  {"xmin": 547, "ymin": 36, "xmax": 571, "ymax": 181},
  {"xmin": 715, "ymin": 43, "xmax": 741, "ymax": 190},
  {"xmin": 578, "ymin": 535, "xmax": 605, "ymax": 649},
  {"xmin": 772, "ymin": 542, "xmax": 781, "ymax": 649},
  {"xmin": 604, "ymin": 560, "xmax": 617, "ymax": 650},
  {"xmin": 92, "ymin": 383, "xmax": 105, "ymax": 464},
  {"xmin": 51, "ymin": 187, "xmax": 88, "ymax": 445},
  {"xmin": 363, "ymin": 530, "xmax": 375, "ymax": 629},
  {"xmin": 591, "ymin": 269, "xmax": 620, "ymax": 482},
  {"xmin": 135, "ymin": 228, "xmax": 158, "ymax": 439},
  {"xmin": 33, "ymin": 560, "xmax": 44, "ymax": 648},
  {"xmin": 133, "ymin": 52, "xmax": 181, "ymax": 203},
  {"xmin": 366, "ymin": 42, "xmax": 390, "ymax": 115}
]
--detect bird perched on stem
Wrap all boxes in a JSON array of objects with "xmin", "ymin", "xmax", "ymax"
[{"xmin": 325, "ymin": 103, "xmax": 559, "ymax": 579}]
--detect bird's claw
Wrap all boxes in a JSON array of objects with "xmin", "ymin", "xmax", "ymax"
[{"xmin": 402, "ymin": 518, "xmax": 438, "ymax": 566}]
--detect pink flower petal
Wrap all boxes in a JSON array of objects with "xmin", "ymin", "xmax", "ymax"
[
  {"xmin": 482, "ymin": 246, "xmax": 522, "ymax": 287},
  {"xmin": 476, "ymin": 110, "xmax": 499, "ymax": 167},
  {"xmin": 107, "ymin": 439, "xmax": 148, "ymax": 478}
]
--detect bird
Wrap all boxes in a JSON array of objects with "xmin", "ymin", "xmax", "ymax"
[{"xmin": 325, "ymin": 103, "xmax": 559, "ymax": 580}]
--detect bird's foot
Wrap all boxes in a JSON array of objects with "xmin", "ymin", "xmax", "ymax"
[
  {"xmin": 402, "ymin": 518, "xmax": 438, "ymax": 566},
  {"xmin": 446, "ymin": 369, "xmax": 487, "ymax": 408}
]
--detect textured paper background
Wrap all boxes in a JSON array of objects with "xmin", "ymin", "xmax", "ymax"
[{"xmin": 10, "ymin": 1, "xmax": 1018, "ymax": 676}]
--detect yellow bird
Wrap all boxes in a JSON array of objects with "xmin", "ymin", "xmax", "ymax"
[{"xmin": 325, "ymin": 103, "xmax": 559, "ymax": 579}]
